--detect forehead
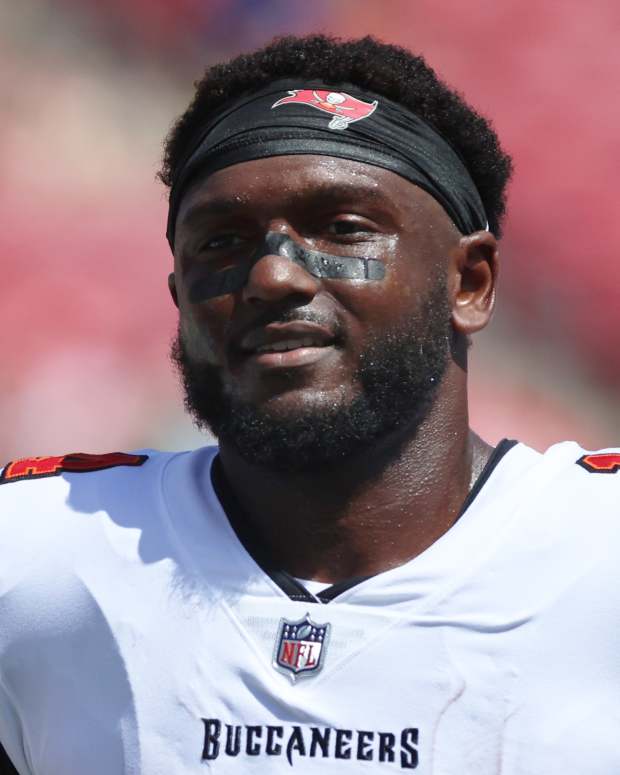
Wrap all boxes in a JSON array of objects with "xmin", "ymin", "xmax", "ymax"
[{"xmin": 175, "ymin": 154, "xmax": 456, "ymax": 232}]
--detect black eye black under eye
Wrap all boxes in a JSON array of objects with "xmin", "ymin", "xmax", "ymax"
[{"xmin": 187, "ymin": 232, "xmax": 386, "ymax": 304}]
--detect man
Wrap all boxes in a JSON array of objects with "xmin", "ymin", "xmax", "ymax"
[{"xmin": 0, "ymin": 34, "xmax": 618, "ymax": 774}]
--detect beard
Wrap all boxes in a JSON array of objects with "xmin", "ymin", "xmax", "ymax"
[{"xmin": 171, "ymin": 277, "xmax": 452, "ymax": 473}]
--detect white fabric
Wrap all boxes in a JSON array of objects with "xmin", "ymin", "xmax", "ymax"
[{"xmin": 0, "ymin": 440, "xmax": 618, "ymax": 773}]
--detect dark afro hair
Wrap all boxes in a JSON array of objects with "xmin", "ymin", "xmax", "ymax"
[{"xmin": 160, "ymin": 34, "xmax": 512, "ymax": 237}]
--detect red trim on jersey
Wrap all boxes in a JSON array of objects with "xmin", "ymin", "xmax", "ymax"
[
  {"xmin": 576, "ymin": 453, "xmax": 620, "ymax": 474},
  {"xmin": 0, "ymin": 452, "xmax": 148, "ymax": 484}
]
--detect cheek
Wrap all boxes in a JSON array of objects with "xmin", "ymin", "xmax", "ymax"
[
  {"xmin": 178, "ymin": 296, "xmax": 234, "ymax": 364},
  {"xmin": 335, "ymin": 265, "xmax": 432, "ymax": 334},
  {"xmin": 337, "ymin": 231, "xmax": 442, "ymax": 326}
]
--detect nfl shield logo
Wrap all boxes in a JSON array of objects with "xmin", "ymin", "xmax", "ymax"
[{"xmin": 273, "ymin": 613, "xmax": 330, "ymax": 682}]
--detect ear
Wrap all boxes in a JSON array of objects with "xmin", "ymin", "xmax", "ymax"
[
  {"xmin": 168, "ymin": 272, "xmax": 179, "ymax": 308},
  {"xmin": 450, "ymin": 231, "xmax": 498, "ymax": 335}
]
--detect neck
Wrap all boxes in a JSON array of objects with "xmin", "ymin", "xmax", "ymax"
[{"xmin": 216, "ymin": 373, "xmax": 492, "ymax": 584}]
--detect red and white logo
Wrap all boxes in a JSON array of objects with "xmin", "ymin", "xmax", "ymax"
[
  {"xmin": 273, "ymin": 613, "xmax": 330, "ymax": 682},
  {"xmin": 272, "ymin": 89, "xmax": 378, "ymax": 130}
]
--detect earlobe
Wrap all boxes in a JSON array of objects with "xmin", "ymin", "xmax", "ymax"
[
  {"xmin": 168, "ymin": 273, "xmax": 179, "ymax": 308},
  {"xmin": 450, "ymin": 231, "xmax": 499, "ymax": 335}
]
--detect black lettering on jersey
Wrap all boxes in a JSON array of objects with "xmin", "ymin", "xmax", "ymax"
[
  {"xmin": 0, "ymin": 741, "xmax": 19, "ymax": 775},
  {"xmin": 357, "ymin": 730, "xmax": 374, "ymax": 761},
  {"xmin": 266, "ymin": 726, "xmax": 283, "ymax": 755},
  {"xmin": 335, "ymin": 729, "xmax": 352, "ymax": 759},
  {"xmin": 400, "ymin": 728, "xmax": 419, "ymax": 769},
  {"xmin": 309, "ymin": 726, "xmax": 330, "ymax": 757},
  {"xmin": 246, "ymin": 726, "xmax": 262, "ymax": 756},
  {"xmin": 577, "ymin": 453, "xmax": 620, "ymax": 474},
  {"xmin": 201, "ymin": 719, "xmax": 220, "ymax": 760},
  {"xmin": 201, "ymin": 718, "xmax": 419, "ymax": 768},
  {"xmin": 0, "ymin": 452, "xmax": 148, "ymax": 484},
  {"xmin": 378, "ymin": 732, "xmax": 396, "ymax": 763},
  {"xmin": 224, "ymin": 725, "xmax": 241, "ymax": 756},
  {"xmin": 286, "ymin": 726, "xmax": 306, "ymax": 766}
]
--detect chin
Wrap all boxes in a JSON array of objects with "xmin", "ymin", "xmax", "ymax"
[{"xmin": 230, "ymin": 382, "xmax": 351, "ymax": 415}]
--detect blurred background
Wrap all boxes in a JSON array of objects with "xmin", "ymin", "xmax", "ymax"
[{"xmin": 1, "ymin": 0, "xmax": 618, "ymax": 460}]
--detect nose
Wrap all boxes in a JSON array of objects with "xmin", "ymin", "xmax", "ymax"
[{"xmin": 241, "ymin": 234, "xmax": 321, "ymax": 307}]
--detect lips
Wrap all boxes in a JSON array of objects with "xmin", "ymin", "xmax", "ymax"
[
  {"xmin": 254, "ymin": 336, "xmax": 329, "ymax": 353},
  {"xmin": 235, "ymin": 321, "xmax": 337, "ymax": 370},
  {"xmin": 238, "ymin": 322, "xmax": 335, "ymax": 355}
]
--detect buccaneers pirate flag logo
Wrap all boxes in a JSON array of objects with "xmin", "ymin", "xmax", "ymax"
[{"xmin": 272, "ymin": 89, "xmax": 378, "ymax": 130}]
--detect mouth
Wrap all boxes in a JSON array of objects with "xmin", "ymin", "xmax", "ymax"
[
  {"xmin": 247, "ymin": 343, "xmax": 336, "ymax": 368},
  {"xmin": 237, "ymin": 323, "xmax": 337, "ymax": 370}
]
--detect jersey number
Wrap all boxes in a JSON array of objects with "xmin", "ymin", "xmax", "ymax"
[
  {"xmin": 576, "ymin": 453, "xmax": 620, "ymax": 474},
  {"xmin": 0, "ymin": 452, "xmax": 148, "ymax": 484}
]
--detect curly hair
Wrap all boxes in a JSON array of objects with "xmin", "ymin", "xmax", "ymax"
[{"xmin": 159, "ymin": 34, "xmax": 512, "ymax": 236}]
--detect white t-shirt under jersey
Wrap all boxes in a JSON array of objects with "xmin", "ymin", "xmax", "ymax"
[{"xmin": 0, "ymin": 440, "xmax": 619, "ymax": 774}]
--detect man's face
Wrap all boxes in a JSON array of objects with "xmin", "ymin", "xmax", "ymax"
[{"xmin": 170, "ymin": 155, "xmax": 461, "ymax": 470}]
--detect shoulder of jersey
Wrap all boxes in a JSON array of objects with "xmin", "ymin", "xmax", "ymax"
[
  {"xmin": 541, "ymin": 440, "xmax": 620, "ymax": 506},
  {"xmin": 572, "ymin": 446, "xmax": 620, "ymax": 477},
  {"xmin": 0, "ymin": 447, "xmax": 219, "ymax": 574},
  {"xmin": 0, "ymin": 451, "xmax": 170, "ymax": 562},
  {"xmin": 0, "ymin": 449, "xmax": 196, "ymax": 507}
]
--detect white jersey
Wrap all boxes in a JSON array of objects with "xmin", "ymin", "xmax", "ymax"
[{"xmin": 0, "ymin": 440, "xmax": 619, "ymax": 774}]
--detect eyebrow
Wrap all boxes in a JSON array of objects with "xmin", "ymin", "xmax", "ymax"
[{"xmin": 178, "ymin": 181, "xmax": 392, "ymax": 229}]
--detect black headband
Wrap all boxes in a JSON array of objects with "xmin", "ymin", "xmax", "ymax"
[{"xmin": 166, "ymin": 79, "xmax": 488, "ymax": 249}]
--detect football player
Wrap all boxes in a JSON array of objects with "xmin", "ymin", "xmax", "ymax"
[{"xmin": 1, "ymin": 35, "xmax": 619, "ymax": 774}]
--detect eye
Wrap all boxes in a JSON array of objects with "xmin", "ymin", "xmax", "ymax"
[
  {"xmin": 200, "ymin": 233, "xmax": 245, "ymax": 251},
  {"xmin": 326, "ymin": 219, "xmax": 372, "ymax": 237}
]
